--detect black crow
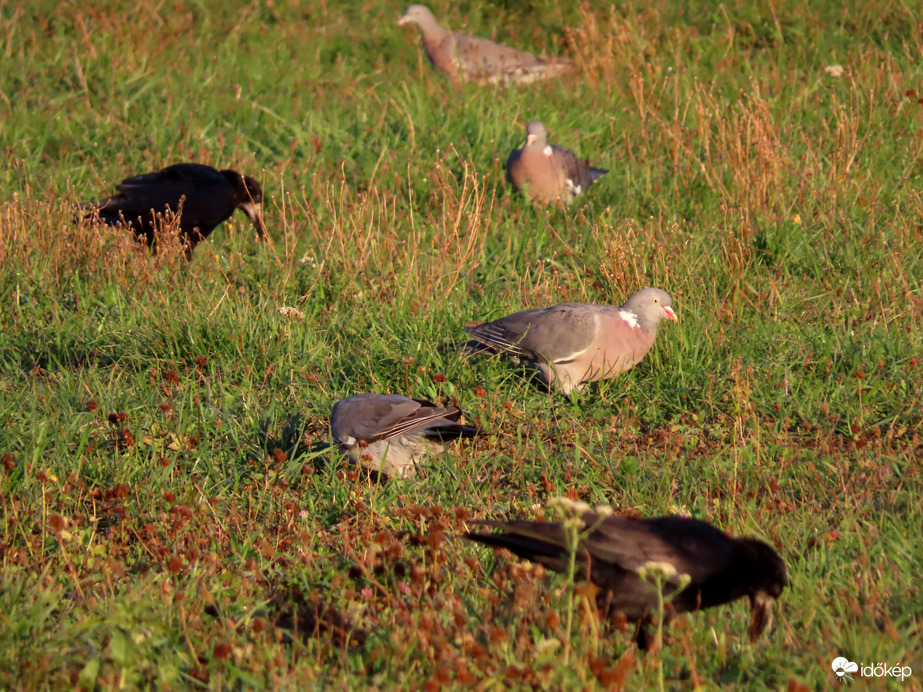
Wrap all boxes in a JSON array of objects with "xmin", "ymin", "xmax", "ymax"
[
  {"xmin": 82, "ymin": 163, "xmax": 266, "ymax": 258},
  {"xmin": 466, "ymin": 512, "xmax": 786, "ymax": 648}
]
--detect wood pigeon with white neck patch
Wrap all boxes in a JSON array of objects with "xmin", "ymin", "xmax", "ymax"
[
  {"xmin": 506, "ymin": 121, "xmax": 608, "ymax": 205},
  {"xmin": 463, "ymin": 288, "xmax": 676, "ymax": 395}
]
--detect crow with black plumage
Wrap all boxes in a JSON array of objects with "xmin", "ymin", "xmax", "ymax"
[
  {"xmin": 81, "ymin": 163, "xmax": 266, "ymax": 258},
  {"xmin": 466, "ymin": 509, "xmax": 786, "ymax": 649}
]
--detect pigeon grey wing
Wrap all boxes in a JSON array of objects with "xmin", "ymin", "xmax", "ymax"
[
  {"xmin": 332, "ymin": 393, "xmax": 478, "ymax": 444},
  {"xmin": 379, "ymin": 404, "xmax": 464, "ymax": 439},
  {"xmin": 408, "ymin": 399, "xmax": 479, "ymax": 440},
  {"xmin": 331, "ymin": 395, "xmax": 419, "ymax": 442},
  {"xmin": 410, "ymin": 398, "xmax": 460, "ymax": 421},
  {"xmin": 359, "ymin": 395, "xmax": 472, "ymax": 441},
  {"xmin": 514, "ymin": 305, "xmax": 600, "ymax": 362},
  {"xmin": 463, "ymin": 308, "xmax": 549, "ymax": 358},
  {"xmin": 357, "ymin": 397, "xmax": 424, "ymax": 440},
  {"xmin": 464, "ymin": 305, "xmax": 598, "ymax": 362},
  {"xmin": 550, "ymin": 145, "xmax": 598, "ymax": 191},
  {"xmin": 453, "ymin": 33, "xmax": 542, "ymax": 78},
  {"xmin": 503, "ymin": 58, "xmax": 574, "ymax": 86}
]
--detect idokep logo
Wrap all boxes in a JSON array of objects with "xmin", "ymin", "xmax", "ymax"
[
  {"xmin": 832, "ymin": 657, "xmax": 913, "ymax": 683},
  {"xmin": 832, "ymin": 658, "xmax": 858, "ymax": 682}
]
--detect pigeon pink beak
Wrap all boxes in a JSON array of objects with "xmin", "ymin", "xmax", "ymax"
[
  {"xmin": 663, "ymin": 306, "xmax": 677, "ymax": 321},
  {"xmin": 526, "ymin": 134, "xmax": 537, "ymax": 147}
]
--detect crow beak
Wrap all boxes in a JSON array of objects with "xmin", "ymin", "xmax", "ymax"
[
  {"xmin": 239, "ymin": 201, "xmax": 267, "ymax": 240},
  {"xmin": 663, "ymin": 306, "xmax": 678, "ymax": 321},
  {"xmin": 748, "ymin": 591, "xmax": 775, "ymax": 641}
]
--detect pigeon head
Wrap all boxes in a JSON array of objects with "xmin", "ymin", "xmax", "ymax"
[
  {"xmin": 621, "ymin": 287, "xmax": 677, "ymax": 331},
  {"xmin": 398, "ymin": 5, "xmax": 440, "ymax": 31},
  {"xmin": 525, "ymin": 121, "xmax": 549, "ymax": 150}
]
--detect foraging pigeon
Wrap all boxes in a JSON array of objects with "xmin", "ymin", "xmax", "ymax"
[
  {"xmin": 398, "ymin": 5, "xmax": 573, "ymax": 86},
  {"xmin": 330, "ymin": 393, "xmax": 480, "ymax": 478},
  {"xmin": 463, "ymin": 287, "xmax": 676, "ymax": 395},
  {"xmin": 81, "ymin": 163, "xmax": 267, "ymax": 258},
  {"xmin": 507, "ymin": 121, "xmax": 608, "ymax": 205},
  {"xmin": 466, "ymin": 510, "xmax": 787, "ymax": 648}
]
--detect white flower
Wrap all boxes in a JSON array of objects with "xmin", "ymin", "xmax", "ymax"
[
  {"xmin": 277, "ymin": 306, "xmax": 305, "ymax": 320},
  {"xmin": 638, "ymin": 561, "xmax": 679, "ymax": 580},
  {"xmin": 547, "ymin": 497, "xmax": 591, "ymax": 515}
]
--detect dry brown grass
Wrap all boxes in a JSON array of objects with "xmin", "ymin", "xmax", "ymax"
[{"xmin": 1, "ymin": 1, "xmax": 922, "ymax": 689}]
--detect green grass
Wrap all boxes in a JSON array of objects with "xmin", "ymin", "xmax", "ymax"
[{"xmin": 1, "ymin": 0, "xmax": 922, "ymax": 689}]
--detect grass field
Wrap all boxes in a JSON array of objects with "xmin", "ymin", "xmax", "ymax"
[{"xmin": 1, "ymin": 0, "xmax": 922, "ymax": 689}]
